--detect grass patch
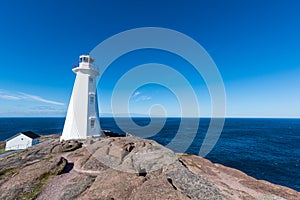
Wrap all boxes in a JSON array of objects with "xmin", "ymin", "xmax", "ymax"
[
  {"xmin": 20, "ymin": 173, "xmax": 51, "ymax": 200},
  {"xmin": 0, "ymin": 148, "xmax": 14, "ymax": 155},
  {"xmin": 54, "ymin": 158, "xmax": 68, "ymax": 175},
  {"xmin": 190, "ymin": 162, "xmax": 202, "ymax": 170},
  {"xmin": 63, "ymin": 142, "xmax": 82, "ymax": 152},
  {"xmin": 0, "ymin": 168, "xmax": 12, "ymax": 179},
  {"xmin": 0, "ymin": 149, "xmax": 5, "ymax": 154},
  {"xmin": 19, "ymin": 157, "xmax": 67, "ymax": 200},
  {"xmin": 0, "ymin": 168, "xmax": 18, "ymax": 180},
  {"xmin": 181, "ymin": 153, "xmax": 194, "ymax": 157}
]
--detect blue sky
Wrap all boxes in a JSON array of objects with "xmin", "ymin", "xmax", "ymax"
[{"xmin": 0, "ymin": 0, "xmax": 299, "ymax": 117}]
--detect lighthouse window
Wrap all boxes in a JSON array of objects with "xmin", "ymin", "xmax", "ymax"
[
  {"xmin": 83, "ymin": 57, "xmax": 88, "ymax": 62},
  {"xmin": 90, "ymin": 96, "xmax": 95, "ymax": 104},
  {"xmin": 90, "ymin": 119, "xmax": 95, "ymax": 128},
  {"xmin": 89, "ymin": 77, "xmax": 93, "ymax": 83}
]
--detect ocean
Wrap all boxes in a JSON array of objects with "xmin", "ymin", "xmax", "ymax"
[{"xmin": 0, "ymin": 117, "xmax": 299, "ymax": 191}]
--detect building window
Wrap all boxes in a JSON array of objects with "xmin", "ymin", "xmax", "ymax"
[
  {"xmin": 89, "ymin": 77, "xmax": 93, "ymax": 83},
  {"xmin": 90, "ymin": 95, "xmax": 95, "ymax": 104},
  {"xmin": 83, "ymin": 57, "xmax": 88, "ymax": 62},
  {"xmin": 90, "ymin": 119, "xmax": 95, "ymax": 128}
]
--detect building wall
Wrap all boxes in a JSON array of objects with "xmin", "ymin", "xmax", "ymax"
[
  {"xmin": 61, "ymin": 57, "xmax": 101, "ymax": 140},
  {"xmin": 61, "ymin": 69, "xmax": 89, "ymax": 140},
  {"xmin": 5, "ymin": 134, "xmax": 32, "ymax": 151},
  {"xmin": 87, "ymin": 76, "xmax": 101, "ymax": 137},
  {"xmin": 32, "ymin": 138, "xmax": 40, "ymax": 145}
]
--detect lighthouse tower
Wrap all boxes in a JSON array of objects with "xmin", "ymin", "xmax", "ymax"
[{"xmin": 61, "ymin": 55, "xmax": 101, "ymax": 141}]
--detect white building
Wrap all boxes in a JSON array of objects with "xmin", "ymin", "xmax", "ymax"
[
  {"xmin": 5, "ymin": 131, "xmax": 40, "ymax": 151},
  {"xmin": 61, "ymin": 55, "xmax": 101, "ymax": 141}
]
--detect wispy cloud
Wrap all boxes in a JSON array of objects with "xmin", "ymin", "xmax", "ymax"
[
  {"xmin": 0, "ymin": 90, "xmax": 22, "ymax": 100},
  {"xmin": 132, "ymin": 91, "xmax": 141, "ymax": 97},
  {"xmin": 19, "ymin": 92, "xmax": 64, "ymax": 106},
  {"xmin": 131, "ymin": 91, "xmax": 151, "ymax": 102},
  {"xmin": 0, "ymin": 89, "xmax": 64, "ymax": 106},
  {"xmin": 0, "ymin": 94, "xmax": 22, "ymax": 100},
  {"xmin": 136, "ymin": 95, "xmax": 151, "ymax": 102}
]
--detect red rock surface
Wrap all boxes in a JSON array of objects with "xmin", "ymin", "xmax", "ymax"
[
  {"xmin": 0, "ymin": 136, "xmax": 299, "ymax": 200},
  {"xmin": 180, "ymin": 155, "xmax": 299, "ymax": 200}
]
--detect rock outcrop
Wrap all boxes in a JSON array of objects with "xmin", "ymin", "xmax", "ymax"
[{"xmin": 0, "ymin": 135, "xmax": 299, "ymax": 200}]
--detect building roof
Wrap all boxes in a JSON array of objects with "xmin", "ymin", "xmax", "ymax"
[
  {"xmin": 21, "ymin": 131, "xmax": 40, "ymax": 139},
  {"xmin": 5, "ymin": 131, "xmax": 40, "ymax": 141}
]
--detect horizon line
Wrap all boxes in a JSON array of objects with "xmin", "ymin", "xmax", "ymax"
[{"xmin": 0, "ymin": 116, "xmax": 299, "ymax": 119}]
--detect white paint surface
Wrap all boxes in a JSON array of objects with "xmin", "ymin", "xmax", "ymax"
[
  {"xmin": 5, "ymin": 134, "xmax": 39, "ymax": 150},
  {"xmin": 61, "ymin": 55, "xmax": 101, "ymax": 140}
]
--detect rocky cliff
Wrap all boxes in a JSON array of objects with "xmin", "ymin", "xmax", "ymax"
[{"xmin": 0, "ymin": 135, "xmax": 299, "ymax": 200}]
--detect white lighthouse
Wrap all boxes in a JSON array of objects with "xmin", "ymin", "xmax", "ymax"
[{"xmin": 61, "ymin": 55, "xmax": 101, "ymax": 141}]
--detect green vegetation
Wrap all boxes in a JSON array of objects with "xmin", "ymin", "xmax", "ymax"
[
  {"xmin": 63, "ymin": 142, "xmax": 81, "ymax": 152},
  {"xmin": 0, "ymin": 168, "xmax": 12, "ymax": 179},
  {"xmin": 20, "ymin": 172, "xmax": 51, "ymax": 200},
  {"xmin": 191, "ymin": 162, "xmax": 202, "ymax": 170},
  {"xmin": 0, "ymin": 148, "xmax": 12, "ymax": 155},
  {"xmin": 19, "ymin": 158, "xmax": 67, "ymax": 200},
  {"xmin": 53, "ymin": 158, "xmax": 68, "ymax": 175},
  {"xmin": 181, "ymin": 153, "xmax": 194, "ymax": 157},
  {"xmin": 0, "ymin": 149, "xmax": 5, "ymax": 154},
  {"xmin": 0, "ymin": 168, "xmax": 18, "ymax": 180}
]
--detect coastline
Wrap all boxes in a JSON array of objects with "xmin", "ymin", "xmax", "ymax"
[{"xmin": 0, "ymin": 134, "xmax": 299, "ymax": 199}]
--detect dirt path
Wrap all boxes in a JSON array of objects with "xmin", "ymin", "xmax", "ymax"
[
  {"xmin": 36, "ymin": 166, "xmax": 78, "ymax": 200},
  {"xmin": 37, "ymin": 151, "xmax": 104, "ymax": 200}
]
